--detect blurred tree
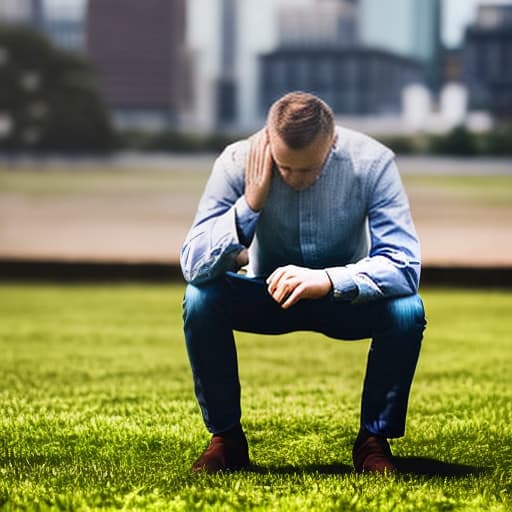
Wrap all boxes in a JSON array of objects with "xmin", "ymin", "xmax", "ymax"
[
  {"xmin": 375, "ymin": 135, "xmax": 417, "ymax": 155},
  {"xmin": 0, "ymin": 24, "xmax": 113, "ymax": 152},
  {"xmin": 120, "ymin": 129, "xmax": 242, "ymax": 153},
  {"xmin": 429, "ymin": 125, "xmax": 479, "ymax": 156},
  {"xmin": 483, "ymin": 123, "xmax": 512, "ymax": 156}
]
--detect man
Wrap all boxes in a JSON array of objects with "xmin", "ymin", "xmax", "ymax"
[{"xmin": 181, "ymin": 91, "xmax": 426, "ymax": 474}]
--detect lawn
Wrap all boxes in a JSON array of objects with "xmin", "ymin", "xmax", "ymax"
[
  {"xmin": 0, "ymin": 284, "xmax": 511, "ymax": 511},
  {"xmin": 1, "ymin": 164, "xmax": 512, "ymax": 264}
]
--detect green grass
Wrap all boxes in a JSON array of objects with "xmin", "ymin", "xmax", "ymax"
[
  {"xmin": 402, "ymin": 175, "xmax": 512, "ymax": 207},
  {"xmin": 0, "ymin": 167, "xmax": 209, "ymax": 196},
  {"xmin": 0, "ymin": 284, "xmax": 511, "ymax": 511},
  {"xmin": 1, "ymin": 166, "xmax": 512, "ymax": 199}
]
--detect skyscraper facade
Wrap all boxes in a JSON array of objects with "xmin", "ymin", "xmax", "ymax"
[
  {"xmin": 359, "ymin": 0, "xmax": 441, "ymax": 91},
  {"xmin": 464, "ymin": 4, "xmax": 512, "ymax": 118},
  {"xmin": 260, "ymin": 47, "xmax": 421, "ymax": 117},
  {"xmin": 185, "ymin": 0, "xmax": 277, "ymax": 132},
  {"xmin": 86, "ymin": 0, "xmax": 187, "ymax": 130},
  {"xmin": 278, "ymin": 0, "xmax": 359, "ymax": 48},
  {"xmin": 216, "ymin": 0, "xmax": 238, "ymax": 127},
  {"xmin": 260, "ymin": 0, "xmax": 422, "ymax": 118}
]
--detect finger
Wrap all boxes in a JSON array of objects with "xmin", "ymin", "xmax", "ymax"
[
  {"xmin": 247, "ymin": 136, "xmax": 256, "ymax": 182},
  {"xmin": 256, "ymin": 130, "xmax": 267, "ymax": 180},
  {"xmin": 281, "ymin": 284, "xmax": 305, "ymax": 309},
  {"xmin": 269, "ymin": 280, "xmax": 290, "ymax": 305},
  {"xmin": 248, "ymin": 131, "xmax": 262, "ymax": 167},
  {"xmin": 263, "ymin": 143, "xmax": 273, "ymax": 179},
  {"xmin": 267, "ymin": 266, "xmax": 290, "ymax": 293},
  {"xmin": 254, "ymin": 138, "xmax": 262, "ymax": 182},
  {"xmin": 266, "ymin": 266, "xmax": 283, "ymax": 287},
  {"xmin": 272, "ymin": 277, "xmax": 299, "ymax": 305},
  {"xmin": 267, "ymin": 265, "xmax": 298, "ymax": 290},
  {"xmin": 250, "ymin": 142, "xmax": 257, "ymax": 183}
]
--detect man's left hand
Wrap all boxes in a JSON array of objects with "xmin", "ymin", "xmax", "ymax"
[{"xmin": 266, "ymin": 265, "xmax": 332, "ymax": 309}]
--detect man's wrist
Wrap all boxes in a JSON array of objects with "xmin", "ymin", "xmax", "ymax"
[
  {"xmin": 244, "ymin": 193, "xmax": 262, "ymax": 212},
  {"xmin": 324, "ymin": 268, "xmax": 359, "ymax": 301},
  {"xmin": 324, "ymin": 270, "xmax": 334, "ymax": 296}
]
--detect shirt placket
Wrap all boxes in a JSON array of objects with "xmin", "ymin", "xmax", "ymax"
[{"xmin": 298, "ymin": 189, "xmax": 317, "ymax": 267}]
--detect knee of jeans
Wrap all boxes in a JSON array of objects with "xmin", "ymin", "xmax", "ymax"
[
  {"xmin": 182, "ymin": 278, "xmax": 228, "ymax": 323},
  {"xmin": 379, "ymin": 294, "xmax": 426, "ymax": 338}
]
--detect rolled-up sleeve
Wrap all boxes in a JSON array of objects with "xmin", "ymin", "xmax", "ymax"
[
  {"xmin": 325, "ymin": 157, "xmax": 421, "ymax": 302},
  {"xmin": 180, "ymin": 147, "xmax": 260, "ymax": 285}
]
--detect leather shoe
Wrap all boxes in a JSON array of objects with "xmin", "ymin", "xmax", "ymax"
[
  {"xmin": 352, "ymin": 430, "xmax": 396, "ymax": 473},
  {"xmin": 192, "ymin": 428, "xmax": 250, "ymax": 473}
]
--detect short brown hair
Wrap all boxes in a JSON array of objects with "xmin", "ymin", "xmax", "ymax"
[{"xmin": 267, "ymin": 91, "xmax": 335, "ymax": 149}]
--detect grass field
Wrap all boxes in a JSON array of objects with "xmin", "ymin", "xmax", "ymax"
[
  {"xmin": 1, "ymin": 165, "xmax": 512, "ymax": 264},
  {"xmin": 0, "ymin": 284, "xmax": 511, "ymax": 511}
]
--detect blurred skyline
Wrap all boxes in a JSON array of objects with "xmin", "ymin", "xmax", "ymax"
[
  {"xmin": 444, "ymin": 0, "xmax": 512, "ymax": 46},
  {"xmin": 2, "ymin": 0, "xmax": 512, "ymax": 138},
  {"xmin": 42, "ymin": 0, "xmax": 512, "ymax": 48}
]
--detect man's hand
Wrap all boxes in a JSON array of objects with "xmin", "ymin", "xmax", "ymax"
[
  {"xmin": 266, "ymin": 265, "xmax": 332, "ymax": 309},
  {"xmin": 245, "ymin": 128, "xmax": 273, "ymax": 212}
]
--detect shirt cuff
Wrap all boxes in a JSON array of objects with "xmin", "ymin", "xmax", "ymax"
[
  {"xmin": 324, "ymin": 266, "xmax": 359, "ymax": 301},
  {"xmin": 235, "ymin": 195, "xmax": 260, "ymax": 246}
]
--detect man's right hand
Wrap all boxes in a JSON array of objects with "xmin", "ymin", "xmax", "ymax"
[{"xmin": 245, "ymin": 128, "xmax": 273, "ymax": 212}]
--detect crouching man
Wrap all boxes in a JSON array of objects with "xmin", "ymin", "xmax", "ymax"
[{"xmin": 181, "ymin": 91, "xmax": 426, "ymax": 473}]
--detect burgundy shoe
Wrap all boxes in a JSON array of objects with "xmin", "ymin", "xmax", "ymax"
[
  {"xmin": 352, "ymin": 430, "xmax": 396, "ymax": 474},
  {"xmin": 192, "ymin": 428, "xmax": 250, "ymax": 473}
]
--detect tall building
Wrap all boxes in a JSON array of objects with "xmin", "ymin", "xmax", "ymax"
[
  {"xmin": 464, "ymin": 4, "xmax": 512, "ymax": 118},
  {"xmin": 185, "ymin": 0, "xmax": 277, "ymax": 132},
  {"xmin": 86, "ymin": 0, "xmax": 187, "ymax": 130},
  {"xmin": 260, "ymin": 47, "xmax": 421, "ymax": 117},
  {"xmin": 359, "ymin": 0, "xmax": 441, "ymax": 91},
  {"xmin": 186, "ymin": 0, "xmax": 362, "ymax": 132},
  {"xmin": 216, "ymin": 0, "xmax": 238, "ymax": 127},
  {"xmin": 278, "ymin": 0, "xmax": 359, "ymax": 48},
  {"xmin": 260, "ymin": 0, "xmax": 423, "ymax": 118}
]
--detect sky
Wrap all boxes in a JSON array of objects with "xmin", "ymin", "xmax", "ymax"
[{"xmin": 46, "ymin": 0, "xmax": 512, "ymax": 48}]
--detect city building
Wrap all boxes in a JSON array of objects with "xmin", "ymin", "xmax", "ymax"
[
  {"xmin": 259, "ymin": 0, "xmax": 426, "ymax": 119},
  {"xmin": 260, "ymin": 47, "xmax": 421, "ymax": 117},
  {"xmin": 359, "ymin": 0, "xmax": 442, "ymax": 91},
  {"xmin": 86, "ymin": 0, "xmax": 188, "ymax": 130},
  {"xmin": 186, "ymin": 0, "xmax": 366, "ymax": 132},
  {"xmin": 184, "ymin": 0, "xmax": 278, "ymax": 132},
  {"xmin": 216, "ymin": 0, "xmax": 238, "ymax": 127},
  {"xmin": 278, "ymin": 0, "xmax": 359, "ymax": 48},
  {"xmin": 463, "ymin": 4, "xmax": 512, "ymax": 118}
]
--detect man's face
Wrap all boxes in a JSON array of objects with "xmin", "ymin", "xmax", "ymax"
[{"xmin": 268, "ymin": 128, "xmax": 335, "ymax": 191}]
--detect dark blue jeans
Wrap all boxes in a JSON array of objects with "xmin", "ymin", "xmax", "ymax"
[{"xmin": 183, "ymin": 272, "xmax": 426, "ymax": 438}]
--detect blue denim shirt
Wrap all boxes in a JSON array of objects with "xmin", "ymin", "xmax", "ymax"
[{"xmin": 180, "ymin": 125, "xmax": 421, "ymax": 302}]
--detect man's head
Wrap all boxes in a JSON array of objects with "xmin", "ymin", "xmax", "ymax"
[{"xmin": 267, "ymin": 91, "xmax": 336, "ymax": 190}]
